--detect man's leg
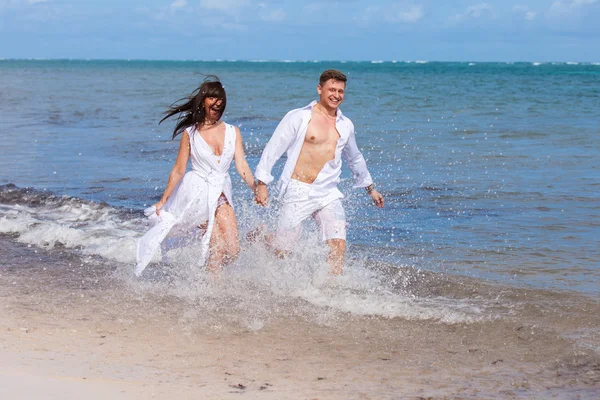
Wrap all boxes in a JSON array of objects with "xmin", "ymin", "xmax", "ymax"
[
  {"xmin": 272, "ymin": 207, "xmax": 303, "ymax": 258},
  {"xmin": 314, "ymin": 199, "xmax": 347, "ymax": 275},
  {"xmin": 326, "ymin": 239, "xmax": 346, "ymax": 275},
  {"xmin": 246, "ymin": 201, "xmax": 303, "ymax": 258}
]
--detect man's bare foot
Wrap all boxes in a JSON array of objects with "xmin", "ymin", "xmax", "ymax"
[{"xmin": 328, "ymin": 268, "xmax": 342, "ymax": 276}]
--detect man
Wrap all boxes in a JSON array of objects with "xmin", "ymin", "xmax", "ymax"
[{"xmin": 254, "ymin": 69, "xmax": 384, "ymax": 275}]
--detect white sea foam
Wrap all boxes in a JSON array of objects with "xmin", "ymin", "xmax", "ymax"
[
  {"xmin": 371, "ymin": 60, "xmax": 384, "ymax": 64},
  {"xmin": 0, "ymin": 201, "xmax": 140, "ymax": 264},
  {"xmin": 0, "ymin": 197, "xmax": 487, "ymax": 325},
  {"xmin": 119, "ymin": 232, "xmax": 488, "ymax": 325}
]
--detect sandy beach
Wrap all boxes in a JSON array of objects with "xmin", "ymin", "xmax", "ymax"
[{"xmin": 1, "ymin": 237, "xmax": 599, "ymax": 400}]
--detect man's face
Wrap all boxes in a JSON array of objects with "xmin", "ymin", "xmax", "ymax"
[{"xmin": 317, "ymin": 79, "xmax": 345, "ymax": 109}]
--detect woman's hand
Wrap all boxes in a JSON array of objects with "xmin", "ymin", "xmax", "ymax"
[{"xmin": 153, "ymin": 199, "xmax": 166, "ymax": 216}]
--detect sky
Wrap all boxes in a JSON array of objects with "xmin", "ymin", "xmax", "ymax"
[{"xmin": 0, "ymin": 0, "xmax": 598, "ymax": 61}]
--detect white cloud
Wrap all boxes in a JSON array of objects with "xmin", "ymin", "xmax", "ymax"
[
  {"xmin": 199, "ymin": 0, "xmax": 249, "ymax": 13},
  {"xmin": 257, "ymin": 2, "xmax": 286, "ymax": 22},
  {"xmin": 304, "ymin": 3, "xmax": 325, "ymax": 14},
  {"xmin": 0, "ymin": 0, "xmax": 54, "ymax": 20},
  {"xmin": 0, "ymin": 0, "xmax": 49, "ymax": 7},
  {"xmin": 260, "ymin": 8, "xmax": 286, "ymax": 22},
  {"xmin": 303, "ymin": 1, "xmax": 347, "ymax": 15},
  {"xmin": 361, "ymin": 3, "xmax": 425, "ymax": 24},
  {"xmin": 386, "ymin": 5, "xmax": 424, "ymax": 23},
  {"xmin": 138, "ymin": 1, "xmax": 187, "ymax": 22},
  {"xmin": 550, "ymin": 0, "xmax": 598, "ymax": 15},
  {"xmin": 170, "ymin": 0, "xmax": 187, "ymax": 10},
  {"xmin": 513, "ymin": 5, "xmax": 537, "ymax": 21},
  {"xmin": 450, "ymin": 3, "xmax": 493, "ymax": 21}
]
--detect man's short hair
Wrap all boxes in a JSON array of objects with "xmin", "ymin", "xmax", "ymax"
[{"xmin": 319, "ymin": 69, "xmax": 347, "ymax": 86}]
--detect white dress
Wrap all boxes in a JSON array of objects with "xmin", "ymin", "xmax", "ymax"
[{"xmin": 135, "ymin": 123, "xmax": 236, "ymax": 276}]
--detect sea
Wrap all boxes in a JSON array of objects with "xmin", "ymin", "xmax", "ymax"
[{"xmin": 0, "ymin": 60, "xmax": 599, "ymax": 397}]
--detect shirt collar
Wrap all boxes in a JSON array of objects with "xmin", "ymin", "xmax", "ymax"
[{"xmin": 304, "ymin": 100, "xmax": 345, "ymax": 123}]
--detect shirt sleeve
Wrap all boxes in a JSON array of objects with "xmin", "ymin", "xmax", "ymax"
[
  {"xmin": 342, "ymin": 122, "xmax": 374, "ymax": 189},
  {"xmin": 255, "ymin": 110, "xmax": 299, "ymax": 185}
]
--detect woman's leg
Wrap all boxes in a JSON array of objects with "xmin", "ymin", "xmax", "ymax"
[{"xmin": 206, "ymin": 202, "xmax": 239, "ymax": 273}]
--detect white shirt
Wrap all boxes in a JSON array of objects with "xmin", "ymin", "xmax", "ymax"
[{"xmin": 255, "ymin": 101, "xmax": 374, "ymax": 199}]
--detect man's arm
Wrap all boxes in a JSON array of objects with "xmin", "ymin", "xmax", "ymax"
[
  {"xmin": 255, "ymin": 110, "xmax": 298, "ymax": 185},
  {"xmin": 342, "ymin": 123, "xmax": 373, "ymax": 188},
  {"xmin": 342, "ymin": 124, "xmax": 384, "ymax": 208},
  {"xmin": 254, "ymin": 110, "xmax": 299, "ymax": 206}
]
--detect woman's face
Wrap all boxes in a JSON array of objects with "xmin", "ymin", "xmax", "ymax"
[{"xmin": 204, "ymin": 96, "xmax": 223, "ymax": 120}]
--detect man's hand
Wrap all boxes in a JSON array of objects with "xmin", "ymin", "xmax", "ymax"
[
  {"xmin": 370, "ymin": 190, "xmax": 384, "ymax": 208},
  {"xmin": 255, "ymin": 181, "xmax": 269, "ymax": 207}
]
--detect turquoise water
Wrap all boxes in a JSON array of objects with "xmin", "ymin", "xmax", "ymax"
[{"xmin": 0, "ymin": 59, "xmax": 599, "ymax": 294}]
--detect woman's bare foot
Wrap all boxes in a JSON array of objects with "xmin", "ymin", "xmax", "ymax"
[{"xmin": 246, "ymin": 224, "xmax": 269, "ymax": 243}]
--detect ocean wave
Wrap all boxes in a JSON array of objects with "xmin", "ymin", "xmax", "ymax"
[
  {"xmin": 121, "ymin": 242, "xmax": 488, "ymax": 325},
  {"xmin": 0, "ymin": 184, "xmax": 488, "ymax": 324},
  {"xmin": 0, "ymin": 184, "xmax": 140, "ymax": 264}
]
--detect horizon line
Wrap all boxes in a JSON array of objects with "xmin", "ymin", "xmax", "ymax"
[{"xmin": 1, "ymin": 58, "xmax": 599, "ymax": 65}]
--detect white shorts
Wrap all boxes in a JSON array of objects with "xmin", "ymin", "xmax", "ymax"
[{"xmin": 274, "ymin": 180, "xmax": 346, "ymax": 251}]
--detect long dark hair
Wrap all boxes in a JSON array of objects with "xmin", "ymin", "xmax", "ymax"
[{"xmin": 159, "ymin": 75, "xmax": 227, "ymax": 139}]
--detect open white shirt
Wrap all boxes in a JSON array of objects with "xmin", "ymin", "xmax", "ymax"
[{"xmin": 255, "ymin": 101, "xmax": 373, "ymax": 199}]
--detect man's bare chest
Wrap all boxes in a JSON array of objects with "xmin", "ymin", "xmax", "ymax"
[{"xmin": 305, "ymin": 120, "xmax": 340, "ymax": 147}]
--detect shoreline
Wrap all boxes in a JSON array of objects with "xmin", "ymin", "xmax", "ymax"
[{"xmin": 1, "ymin": 237, "xmax": 599, "ymax": 399}]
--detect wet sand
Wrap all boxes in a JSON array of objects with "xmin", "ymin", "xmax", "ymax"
[{"xmin": 1, "ymin": 237, "xmax": 599, "ymax": 399}]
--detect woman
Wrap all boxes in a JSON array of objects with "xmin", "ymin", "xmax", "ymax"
[{"xmin": 135, "ymin": 76, "xmax": 256, "ymax": 276}]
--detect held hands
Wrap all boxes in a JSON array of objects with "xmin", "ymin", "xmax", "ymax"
[{"xmin": 254, "ymin": 182, "xmax": 269, "ymax": 207}]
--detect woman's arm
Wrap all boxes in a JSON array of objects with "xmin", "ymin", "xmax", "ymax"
[
  {"xmin": 153, "ymin": 129, "xmax": 190, "ymax": 215},
  {"xmin": 233, "ymin": 127, "xmax": 256, "ymax": 192}
]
